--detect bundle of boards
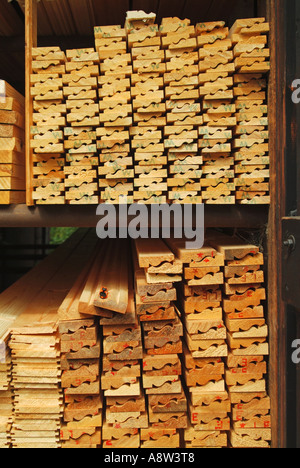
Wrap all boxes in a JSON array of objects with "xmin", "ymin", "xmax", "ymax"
[
  {"xmin": 0, "ymin": 81, "xmax": 25, "ymax": 204},
  {"xmin": 28, "ymin": 12, "xmax": 270, "ymax": 205},
  {"xmin": 0, "ymin": 227, "xmax": 271, "ymax": 448}
]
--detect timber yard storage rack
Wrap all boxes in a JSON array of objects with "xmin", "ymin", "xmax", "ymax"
[{"xmin": 0, "ymin": 0, "xmax": 299, "ymax": 449}]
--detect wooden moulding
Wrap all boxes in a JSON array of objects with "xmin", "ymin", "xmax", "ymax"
[
  {"xmin": 183, "ymin": 316, "xmax": 226, "ymax": 338},
  {"xmin": 230, "ymin": 427, "xmax": 271, "ymax": 448},
  {"xmin": 69, "ymin": 238, "xmax": 130, "ymax": 316},
  {"xmin": 103, "ymin": 321, "xmax": 141, "ymax": 343},
  {"xmin": 142, "ymin": 315, "xmax": 183, "ymax": 338},
  {"xmin": 135, "ymin": 278, "xmax": 177, "ymax": 304},
  {"xmin": 143, "ymin": 321, "xmax": 183, "ymax": 354},
  {"xmin": 59, "ymin": 316, "xmax": 102, "ymax": 448},
  {"xmin": 166, "ymin": 238, "xmax": 224, "ymax": 266},
  {"xmin": 223, "ymin": 286, "xmax": 266, "ymax": 314},
  {"xmin": 102, "ymin": 345, "xmax": 138, "ymax": 363},
  {"xmin": 106, "ymin": 395, "xmax": 145, "ymax": 413},
  {"xmin": 92, "ymin": 239, "xmax": 129, "ymax": 314},
  {"xmin": 207, "ymin": 230, "xmax": 260, "ymax": 261},
  {"xmin": 140, "ymin": 428, "xmax": 180, "ymax": 448},
  {"xmin": 61, "ymin": 364, "xmax": 99, "ymax": 389},
  {"xmin": 148, "ymin": 391, "xmax": 187, "ymax": 414},
  {"xmin": 105, "ymin": 409, "xmax": 148, "ymax": 429},
  {"xmin": 148, "ymin": 406, "xmax": 188, "ymax": 429},
  {"xmin": 188, "ymin": 404, "xmax": 230, "ymax": 431},
  {"xmin": 143, "ymin": 375, "xmax": 182, "ymax": 395},
  {"xmin": 103, "ymin": 339, "xmax": 143, "ymax": 362},
  {"xmin": 225, "ymin": 317, "xmax": 268, "ymax": 338},
  {"xmin": 59, "ymin": 319, "xmax": 97, "ymax": 339},
  {"xmin": 137, "ymin": 301, "xmax": 177, "ymax": 322},
  {"xmin": 60, "ymin": 428, "xmax": 101, "ymax": 448},
  {"xmin": 102, "ymin": 373, "xmax": 141, "ymax": 393},
  {"xmin": 184, "ymin": 424, "xmax": 228, "ymax": 447},
  {"xmin": 230, "ymin": 391, "xmax": 271, "ymax": 429},
  {"xmin": 102, "ymin": 423, "xmax": 140, "ymax": 448},
  {"xmin": 30, "ymin": 44, "xmax": 67, "ymax": 205},
  {"xmin": 184, "ymin": 330, "xmax": 228, "ymax": 359},
  {"xmin": 63, "ymin": 396, "xmax": 102, "ymax": 423},
  {"xmin": 142, "ymin": 353, "xmax": 181, "ymax": 374}
]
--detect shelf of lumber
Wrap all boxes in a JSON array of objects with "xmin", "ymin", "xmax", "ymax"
[
  {"xmin": 25, "ymin": 9, "xmax": 271, "ymax": 206},
  {"xmin": 0, "ymin": 227, "xmax": 273, "ymax": 448}
]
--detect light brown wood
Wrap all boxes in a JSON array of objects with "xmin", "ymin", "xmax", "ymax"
[
  {"xmin": 0, "ymin": 82, "xmax": 25, "ymax": 204},
  {"xmin": 92, "ymin": 239, "xmax": 129, "ymax": 314}
]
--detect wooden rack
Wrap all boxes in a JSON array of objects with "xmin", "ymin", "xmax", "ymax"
[
  {"xmin": 24, "ymin": 6, "xmax": 270, "ymax": 207},
  {"xmin": 0, "ymin": 229, "xmax": 273, "ymax": 448},
  {"xmin": 0, "ymin": 0, "xmax": 288, "ymax": 449}
]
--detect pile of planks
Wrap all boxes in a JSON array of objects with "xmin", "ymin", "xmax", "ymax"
[
  {"xmin": 134, "ymin": 239, "xmax": 186, "ymax": 448},
  {"xmin": 208, "ymin": 232, "xmax": 271, "ymax": 448},
  {"xmin": 27, "ymin": 13, "xmax": 271, "ymax": 207},
  {"xmin": 197, "ymin": 22, "xmax": 236, "ymax": 204},
  {"xmin": 30, "ymin": 47, "xmax": 66, "ymax": 204},
  {"xmin": 0, "ymin": 338, "xmax": 11, "ymax": 393},
  {"xmin": 166, "ymin": 238, "xmax": 230, "ymax": 448},
  {"xmin": 0, "ymin": 80, "xmax": 25, "ymax": 204},
  {"xmin": 0, "ymin": 229, "xmax": 102, "ymax": 448},
  {"xmin": 101, "ymin": 274, "xmax": 146, "ymax": 449},
  {"xmin": 0, "ymin": 229, "xmax": 272, "ymax": 448},
  {"xmin": 162, "ymin": 18, "xmax": 202, "ymax": 204},
  {"xmin": 95, "ymin": 24, "xmax": 134, "ymax": 204},
  {"xmin": 102, "ymin": 320, "xmax": 146, "ymax": 446},
  {"xmin": 230, "ymin": 18, "xmax": 270, "ymax": 204},
  {"xmin": 63, "ymin": 49, "xmax": 100, "ymax": 205},
  {"xmin": 0, "ymin": 336, "xmax": 12, "ymax": 447},
  {"xmin": 127, "ymin": 11, "xmax": 167, "ymax": 205},
  {"xmin": 9, "ymin": 323, "xmax": 62, "ymax": 448},
  {"xmin": 59, "ymin": 319, "xmax": 102, "ymax": 448}
]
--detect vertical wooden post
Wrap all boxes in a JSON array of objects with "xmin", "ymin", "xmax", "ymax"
[
  {"xmin": 25, "ymin": 0, "xmax": 37, "ymax": 206},
  {"xmin": 266, "ymin": 0, "xmax": 287, "ymax": 448}
]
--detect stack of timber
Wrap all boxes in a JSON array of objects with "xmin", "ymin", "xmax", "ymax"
[
  {"xmin": 0, "ymin": 337, "xmax": 12, "ymax": 448},
  {"xmin": 57, "ymin": 233, "xmax": 109, "ymax": 448},
  {"xmin": 0, "ymin": 229, "xmax": 100, "ymax": 448},
  {"xmin": 134, "ymin": 238, "xmax": 186, "ymax": 448},
  {"xmin": 101, "ymin": 320, "xmax": 146, "ymax": 446},
  {"xmin": 127, "ymin": 11, "xmax": 168, "ymax": 204},
  {"xmin": 196, "ymin": 22, "xmax": 236, "ymax": 204},
  {"xmin": 101, "ymin": 317, "xmax": 144, "ymax": 448},
  {"xmin": 0, "ymin": 228, "xmax": 273, "ymax": 448},
  {"xmin": 9, "ymin": 324, "xmax": 62, "ymax": 448},
  {"xmin": 27, "ymin": 12, "xmax": 271, "ymax": 206},
  {"xmin": 30, "ymin": 47, "xmax": 66, "ymax": 204},
  {"xmin": 134, "ymin": 238, "xmax": 179, "ymax": 321},
  {"xmin": 59, "ymin": 319, "xmax": 102, "ymax": 448},
  {"xmin": 63, "ymin": 48, "xmax": 100, "ymax": 204},
  {"xmin": 81, "ymin": 237, "xmax": 145, "ymax": 447},
  {"xmin": 95, "ymin": 25, "xmax": 134, "ymax": 204},
  {"xmin": 101, "ymin": 280, "xmax": 146, "ymax": 448},
  {"xmin": 230, "ymin": 18, "xmax": 270, "ymax": 205},
  {"xmin": 208, "ymin": 232, "xmax": 271, "ymax": 448},
  {"xmin": 161, "ymin": 18, "xmax": 202, "ymax": 204},
  {"xmin": 166, "ymin": 238, "xmax": 229, "ymax": 448},
  {"xmin": 0, "ymin": 81, "xmax": 25, "ymax": 204}
]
